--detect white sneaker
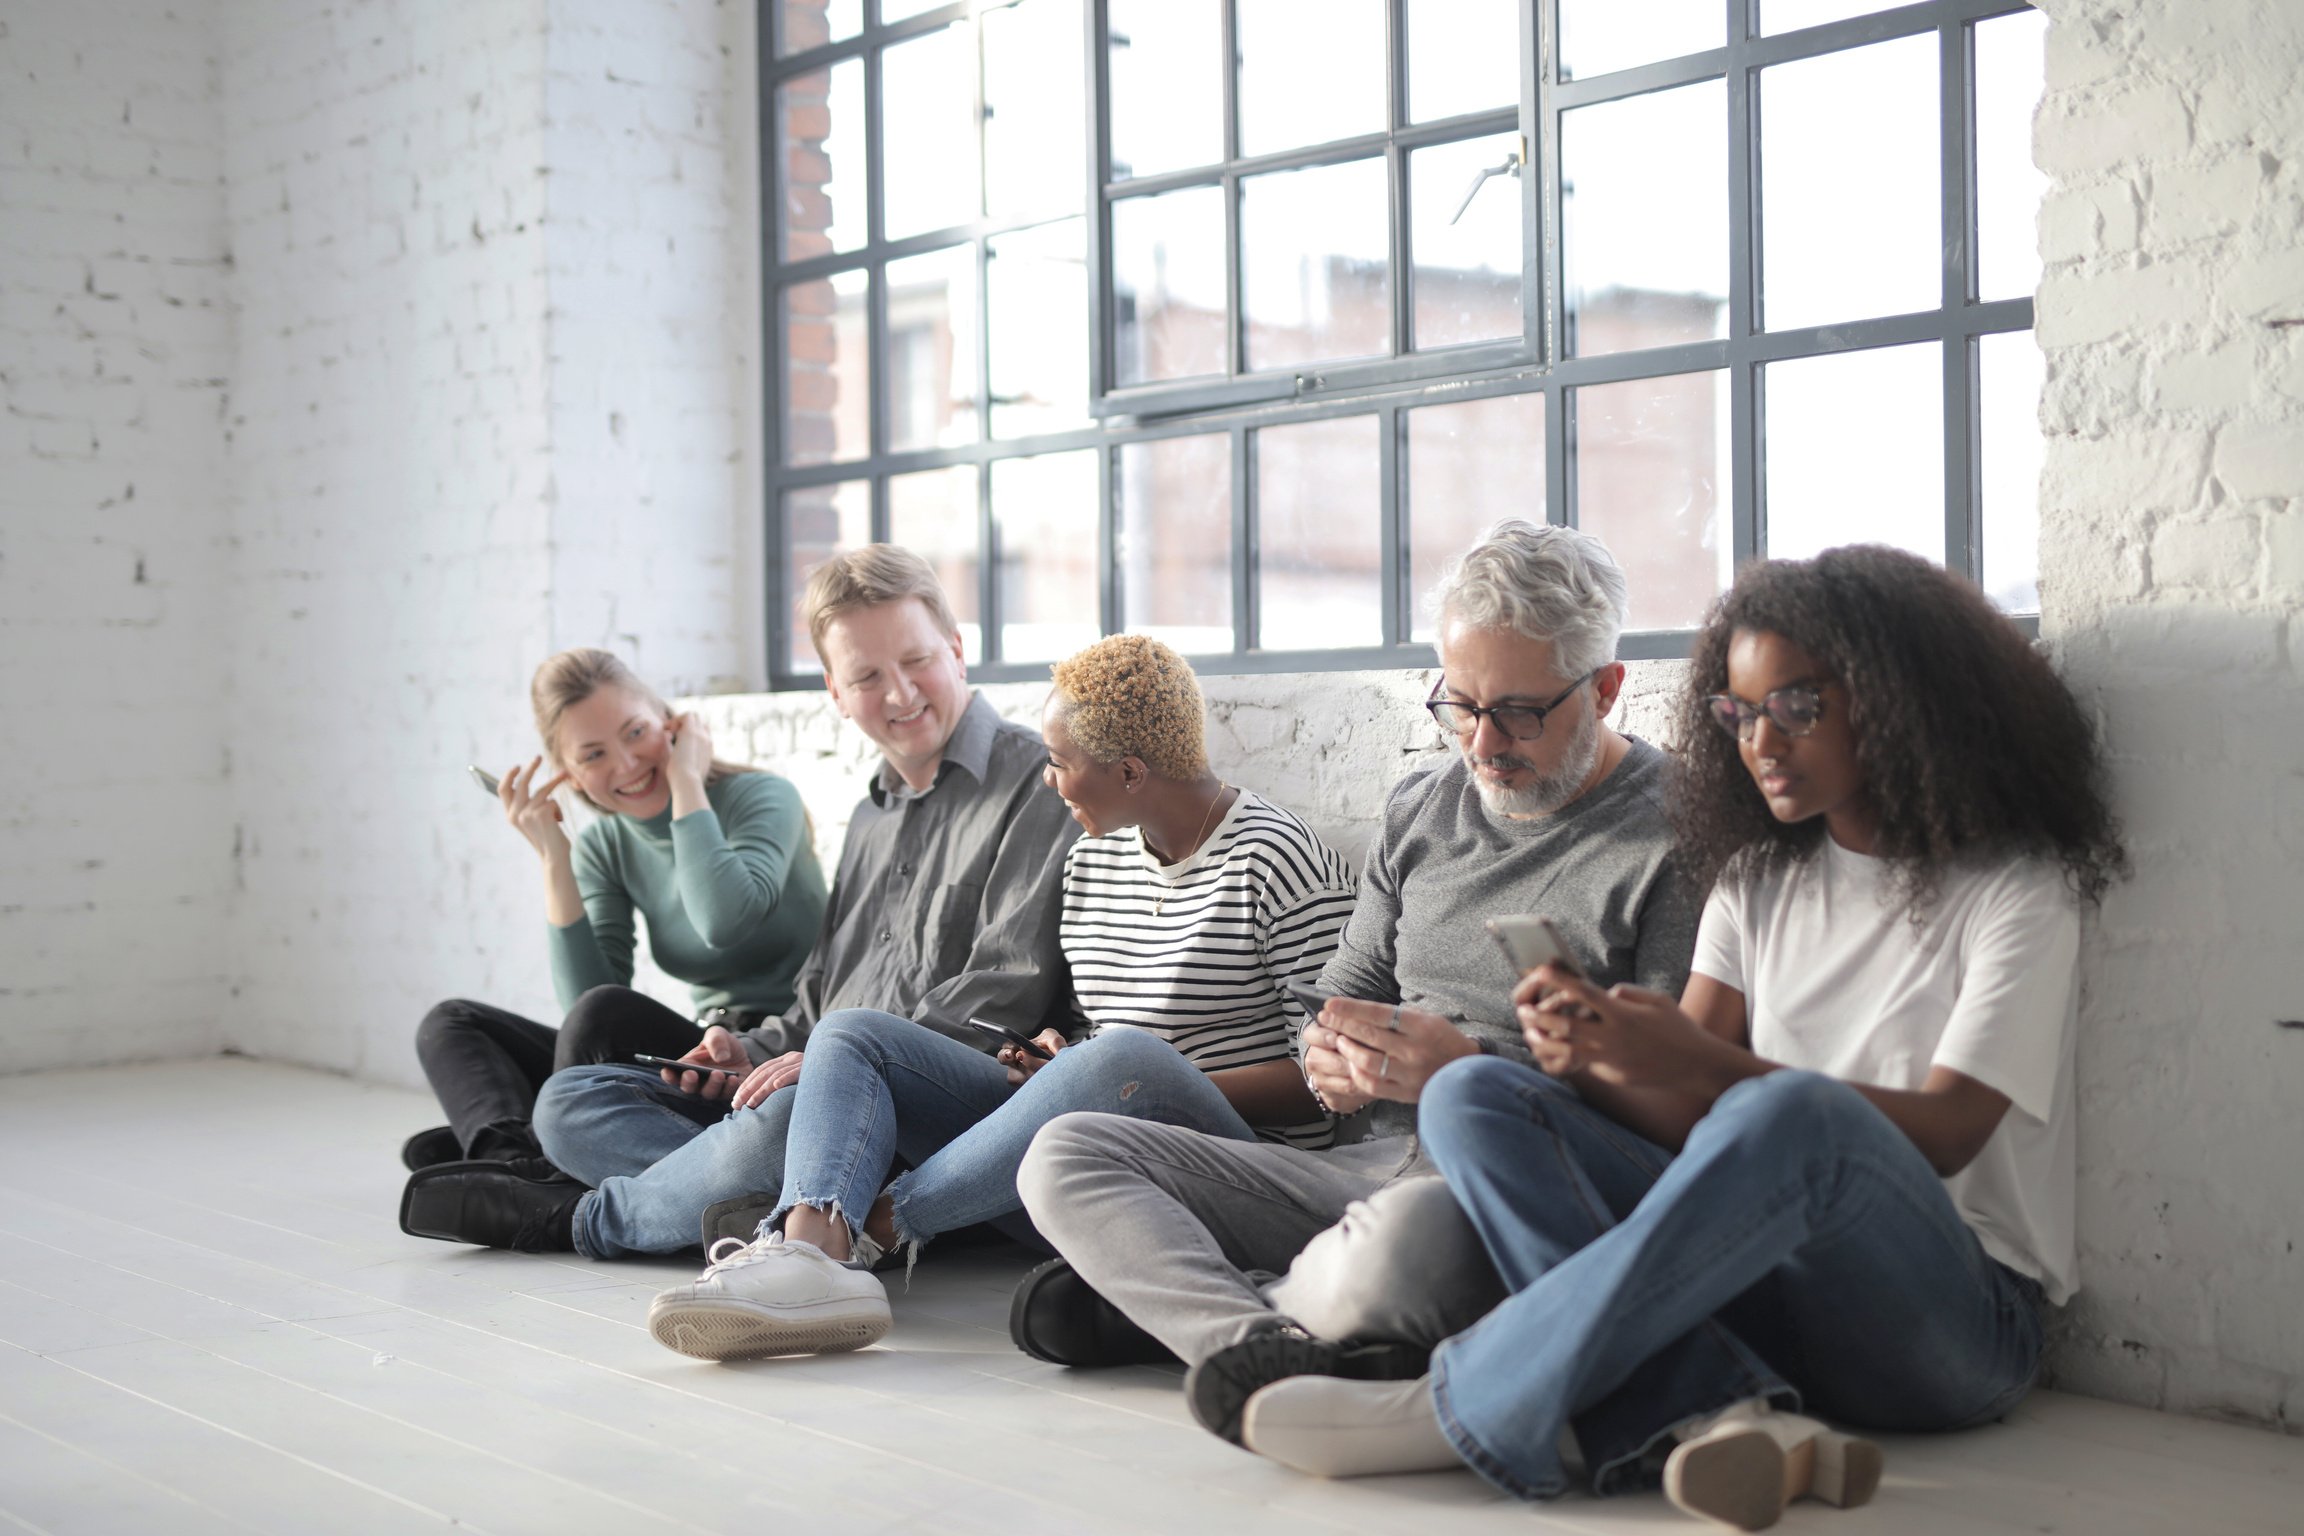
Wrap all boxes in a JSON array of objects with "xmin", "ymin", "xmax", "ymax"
[
  {"xmin": 1240, "ymin": 1374, "xmax": 1464, "ymax": 1478},
  {"xmin": 1664, "ymin": 1400, "xmax": 1882, "ymax": 1531},
  {"xmin": 647, "ymin": 1232, "xmax": 891, "ymax": 1360}
]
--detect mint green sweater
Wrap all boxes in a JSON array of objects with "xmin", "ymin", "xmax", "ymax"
[{"xmin": 546, "ymin": 771, "xmax": 828, "ymax": 1016}]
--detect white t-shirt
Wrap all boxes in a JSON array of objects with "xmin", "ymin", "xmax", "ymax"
[{"xmin": 1691, "ymin": 839, "xmax": 2081, "ymax": 1303}]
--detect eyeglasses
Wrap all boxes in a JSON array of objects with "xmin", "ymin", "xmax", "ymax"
[
  {"xmin": 1424, "ymin": 671, "xmax": 1597, "ymax": 742},
  {"xmin": 1704, "ymin": 682, "xmax": 1828, "ymax": 742}
]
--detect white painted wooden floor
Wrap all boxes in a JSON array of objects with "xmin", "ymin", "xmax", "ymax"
[{"xmin": 0, "ymin": 1061, "xmax": 2297, "ymax": 1536}]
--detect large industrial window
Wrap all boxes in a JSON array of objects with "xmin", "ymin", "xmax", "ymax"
[{"xmin": 762, "ymin": 0, "xmax": 2048, "ymax": 685}]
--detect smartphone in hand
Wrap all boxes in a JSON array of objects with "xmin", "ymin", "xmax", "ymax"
[
  {"xmin": 631, "ymin": 1053, "xmax": 746, "ymax": 1080},
  {"xmin": 1284, "ymin": 984, "xmax": 1330, "ymax": 1023},
  {"xmin": 965, "ymin": 1018, "xmax": 1053, "ymax": 1060},
  {"xmin": 469, "ymin": 765, "xmax": 502, "ymax": 796},
  {"xmin": 1485, "ymin": 915, "xmax": 1587, "ymax": 981}
]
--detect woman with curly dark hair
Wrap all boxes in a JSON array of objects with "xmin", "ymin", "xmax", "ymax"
[{"xmin": 1227, "ymin": 547, "xmax": 2126, "ymax": 1533}]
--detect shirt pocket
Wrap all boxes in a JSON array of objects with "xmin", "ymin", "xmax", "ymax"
[{"xmin": 922, "ymin": 881, "xmax": 984, "ymax": 972}]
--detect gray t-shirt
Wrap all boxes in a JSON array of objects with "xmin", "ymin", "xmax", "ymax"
[{"xmin": 1318, "ymin": 736, "xmax": 1700, "ymax": 1140}]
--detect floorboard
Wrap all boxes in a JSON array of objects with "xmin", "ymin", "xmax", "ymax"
[{"xmin": 0, "ymin": 1060, "xmax": 2294, "ymax": 1535}]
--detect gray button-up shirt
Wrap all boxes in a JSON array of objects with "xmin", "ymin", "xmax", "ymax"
[{"xmin": 742, "ymin": 692, "xmax": 1082, "ymax": 1057}]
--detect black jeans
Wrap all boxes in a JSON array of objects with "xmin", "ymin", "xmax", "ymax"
[{"xmin": 414, "ymin": 985, "xmax": 706, "ymax": 1159}]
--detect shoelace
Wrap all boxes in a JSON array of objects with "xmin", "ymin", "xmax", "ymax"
[{"xmin": 699, "ymin": 1232, "xmax": 783, "ymax": 1276}]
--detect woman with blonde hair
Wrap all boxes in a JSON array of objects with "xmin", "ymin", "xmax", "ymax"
[
  {"xmin": 398, "ymin": 648, "xmax": 827, "ymax": 1227},
  {"xmin": 641, "ymin": 634, "xmax": 1357, "ymax": 1362}
]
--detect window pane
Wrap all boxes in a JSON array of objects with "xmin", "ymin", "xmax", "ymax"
[
  {"xmin": 784, "ymin": 479, "xmax": 871, "ymax": 671},
  {"xmin": 1243, "ymin": 158, "xmax": 1391, "ymax": 372},
  {"xmin": 1119, "ymin": 434, "xmax": 1233, "ymax": 653},
  {"xmin": 1407, "ymin": 394, "xmax": 1546, "ymax": 641},
  {"xmin": 985, "ymin": 0, "xmax": 1085, "ymax": 222},
  {"xmin": 881, "ymin": 0, "xmax": 951, "ymax": 24},
  {"xmin": 776, "ymin": 61, "xmax": 865, "ymax": 261},
  {"xmin": 890, "ymin": 465, "xmax": 985, "ymax": 662},
  {"xmin": 778, "ymin": 0, "xmax": 861, "ymax": 56},
  {"xmin": 1976, "ymin": 8, "xmax": 2050, "ymax": 304},
  {"xmin": 1572, "ymin": 371, "xmax": 1730, "ymax": 633},
  {"xmin": 989, "ymin": 220, "xmax": 1089, "ymax": 439},
  {"xmin": 1408, "ymin": 0, "xmax": 1520, "ymax": 122},
  {"xmin": 1761, "ymin": 35, "xmax": 1940, "ymax": 331},
  {"xmin": 1238, "ymin": 0, "xmax": 1386, "ymax": 157},
  {"xmin": 992, "ymin": 450, "xmax": 1101, "ymax": 662},
  {"xmin": 1108, "ymin": 0, "xmax": 1224, "ymax": 181},
  {"xmin": 885, "ymin": 246, "xmax": 978, "ymax": 453},
  {"xmin": 1979, "ymin": 331, "xmax": 2044, "ymax": 613},
  {"xmin": 782, "ymin": 270, "xmax": 871, "ymax": 466},
  {"xmin": 1113, "ymin": 185, "xmax": 1228, "ymax": 385},
  {"xmin": 1765, "ymin": 343, "xmax": 1944, "ymax": 564},
  {"xmin": 1410, "ymin": 133, "xmax": 1524, "ymax": 351},
  {"xmin": 1762, "ymin": 1, "xmax": 1890, "ymax": 34},
  {"xmin": 1558, "ymin": 0, "xmax": 1720, "ymax": 81},
  {"xmin": 1257, "ymin": 417, "xmax": 1381, "ymax": 649},
  {"xmin": 1563, "ymin": 79, "xmax": 1727, "ymax": 356},
  {"xmin": 883, "ymin": 21, "xmax": 981, "ymax": 241}
]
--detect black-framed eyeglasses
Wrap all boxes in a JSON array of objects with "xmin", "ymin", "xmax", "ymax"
[
  {"xmin": 1704, "ymin": 683, "xmax": 1829, "ymax": 742},
  {"xmin": 1424, "ymin": 671, "xmax": 1597, "ymax": 742}
]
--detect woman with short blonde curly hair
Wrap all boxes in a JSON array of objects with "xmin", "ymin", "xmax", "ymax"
[
  {"xmin": 644, "ymin": 633, "xmax": 1363, "ymax": 1363},
  {"xmin": 1047, "ymin": 633, "xmax": 1210, "ymax": 781}
]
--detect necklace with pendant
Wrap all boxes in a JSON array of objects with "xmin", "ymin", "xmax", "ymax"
[{"xmin": 1153, "ymin": 783, "xmax": 1230, "ymax": 918}]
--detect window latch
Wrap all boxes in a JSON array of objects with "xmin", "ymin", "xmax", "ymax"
[{"xmin": 1448, "ymin": 149, "xmax": 1523, "ymax": 226}]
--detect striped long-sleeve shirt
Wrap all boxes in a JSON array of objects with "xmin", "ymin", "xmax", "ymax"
[{"xmin": 1059, "ymin": 788, "xmax": 1358, "ymax": 1148}]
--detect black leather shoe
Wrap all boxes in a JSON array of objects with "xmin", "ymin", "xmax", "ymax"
[
  {"xmin": 1185, "ymin": 1325, "xmax": 1429, "ymax": 1445},
  {"xmin": 1008, "ymin": 1257, "xmax": 1178, "ymax": 1368},
  {"xmin": 700, "ymin": 1192, "xmax": 779, "ymax": 1250},
  {"xmin": 399, "ymin": 1161, "xmax": 585, "ymax": 1251},
  {"xmin": 400, "ymin": 1125, "xmax": 461, "ymax": 1171}
]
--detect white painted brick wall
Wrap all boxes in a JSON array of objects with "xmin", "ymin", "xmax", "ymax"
[
  {"xmin": 214, "ymin": 0, "xmax": 752, "ymax": 1086},
  {"xmin": 0, "ymin": 0, "xmax": 235, "ymax": 1071},
  {"xmin": 216, "ymin": 0, "xmax": 564, "ymax": 1084},
  {"xmin": 2034, "ymin": 0, "xmax": 2304, "ymax": 1431}
]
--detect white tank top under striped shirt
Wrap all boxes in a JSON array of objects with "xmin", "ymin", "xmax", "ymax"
[{"xmin": 1060, "ymin": 788, "xmax": 1357, "ymax": 1148}]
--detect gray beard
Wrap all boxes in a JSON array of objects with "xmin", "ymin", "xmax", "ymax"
[{"xmin": 1468, "ymin": 702, "xmax": 1602, "ymax": 818}]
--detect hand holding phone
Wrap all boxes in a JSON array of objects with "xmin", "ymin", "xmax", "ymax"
[
  {"xmin": 1485, "ymin": 915, "xmax": 1586, "ymax": 982},
  {"xmin": 631, "ymin": 1053, "xmax": 746, "ymax": 1080},
  {"xmin": 965, "ymin": 1018, "xmax": 1053, "ymax": 1059},
  {"xmin": 1285, "ymin": 985, "xmax": 1330, "ymax": 1024}
]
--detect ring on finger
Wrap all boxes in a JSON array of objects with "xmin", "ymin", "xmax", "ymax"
[{"xmin": 1378, "ymin": 1053, "xmax": 1391, "ymax": 1081}]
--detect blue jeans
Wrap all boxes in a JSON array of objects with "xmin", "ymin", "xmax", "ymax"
[
  {"xmin": 773, "ymin": 1009, "xmax": 1259, "ymax": 1247},
  {"xmin": 534, "ymin": 1063, "xmax": 800, "ymax": 1259},
  {"xmin": 1418, "ymin": 1058, "xmax": 2044, "ymax": 1502}
]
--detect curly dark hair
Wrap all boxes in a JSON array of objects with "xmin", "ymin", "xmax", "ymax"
[{"xmin": 1671, "ymin": 545, "xmax": 2127, "ymax": 918}]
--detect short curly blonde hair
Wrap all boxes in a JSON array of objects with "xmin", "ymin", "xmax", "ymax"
[{"xmin": 1048, "ymin": 635, "xmax": 1209, "ymax": 781}]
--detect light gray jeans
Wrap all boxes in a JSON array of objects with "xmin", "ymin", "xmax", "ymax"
[{"xmin": 1016, "ymin": 1112, "xmax": 1507, "ymax": 1367}]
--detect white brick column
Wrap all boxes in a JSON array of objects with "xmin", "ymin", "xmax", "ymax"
[{"xmin": 2034, "ymin": 0, "xmax": 2304, "ymax": 1427}]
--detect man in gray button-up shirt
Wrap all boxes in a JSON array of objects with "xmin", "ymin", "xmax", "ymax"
[
  {"xmin": 762, "ymin": 685, "xmax": 1080, "ymax": 1057},
  {"xmin": 426, "ymin": 548, "xmax": 1082, "ymax": 1259}
]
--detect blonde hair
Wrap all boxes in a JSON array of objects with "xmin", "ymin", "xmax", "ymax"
[
  {"xmin": 530, "ymin": 648, "xmax": 755, "ymax": 808},
  {"xmin": 801, "ymin": 544, "xmax": 962, "ymax": 661},
  {"xmin": 1047, "ymin": 634, "xmax": 1209, "ymax": 782}
]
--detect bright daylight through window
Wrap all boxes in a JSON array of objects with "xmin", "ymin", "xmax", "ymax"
[{"xmin": 762, "ymin": 0, "xmax": 2049, "ymax": 686}]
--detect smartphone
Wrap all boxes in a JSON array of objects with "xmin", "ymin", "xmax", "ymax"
[
  {"xmin": 1485, "ymin": 915, "xmax": 1587, "ymax": 981},
  {"xmin": 632, "ymin": 1053, "xmax": 746, "ymax": 1080},
  {"xmin": 469, "ymin": 765, "xmax": 502, "ymax": 797},
  {"xmin": 1284, "ymin": 984, "xmax": 1330, "ymax": 1024},
  {"xmin": 965, "ymin": 1018, "xmax": 1053, "ymax": 1060}
]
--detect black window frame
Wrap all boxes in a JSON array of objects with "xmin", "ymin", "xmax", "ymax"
[{"xmin": 760, "ymin": 0, "xmax": 2043, "ymax": 689}]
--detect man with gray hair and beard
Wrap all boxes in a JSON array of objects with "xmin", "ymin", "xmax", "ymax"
[{"xmin": 1011, "ymin": 519, "xmax": 1699, "ymax": 1449}]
